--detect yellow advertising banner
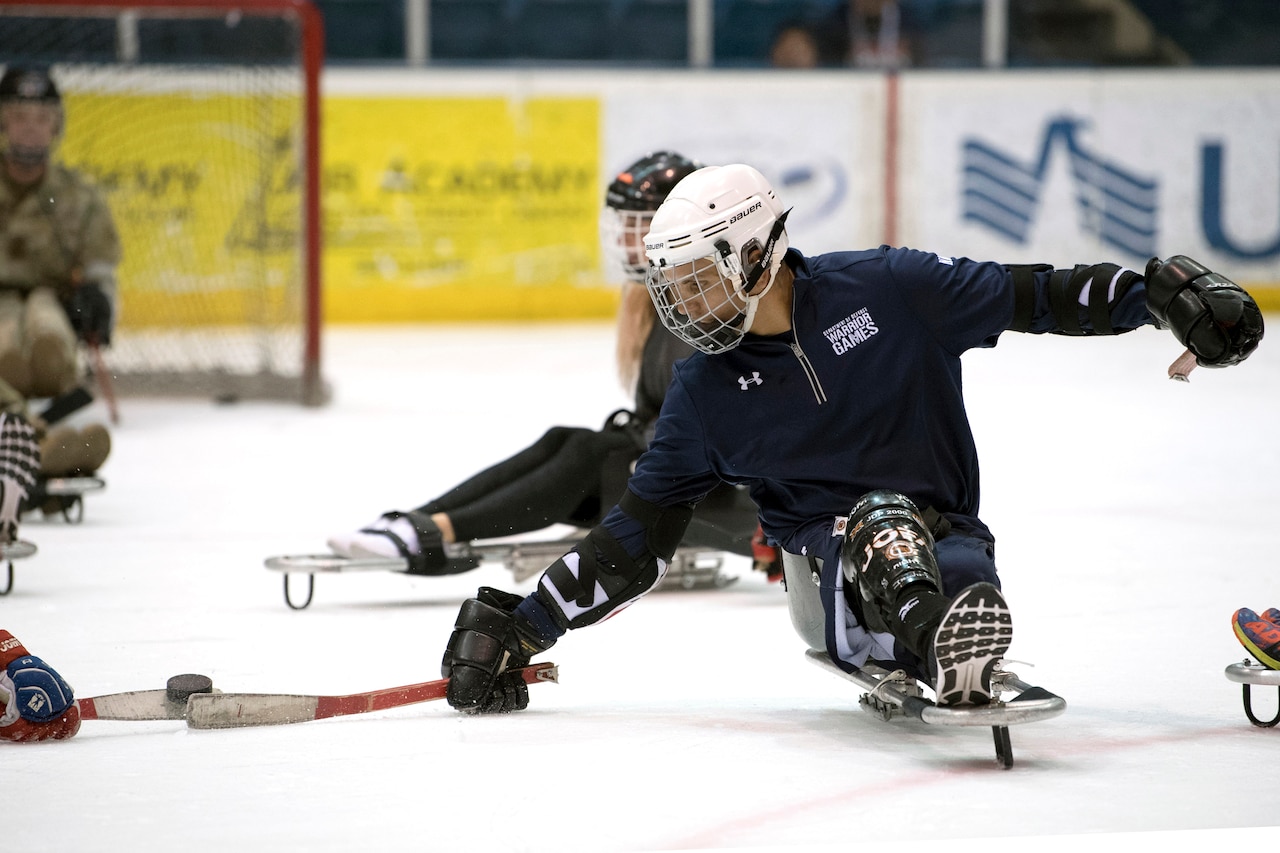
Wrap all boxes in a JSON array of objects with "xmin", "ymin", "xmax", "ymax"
[
  {"xmin": 323, "ymin": 95, "xmax": 610, "ymax": 321},
  {"xmin": 59, "ymin": 88, "xmax": 608, "ymax": 326},
  {"xmin": 59, "ymin": 89, "xmax": 303, "ymax": 329}
]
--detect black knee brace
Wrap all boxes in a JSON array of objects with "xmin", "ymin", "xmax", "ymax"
[{"xmin": 842, "ymin": 490, "xmax": 942, "ymax": 633}]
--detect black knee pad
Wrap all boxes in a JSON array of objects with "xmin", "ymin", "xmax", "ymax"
[{"xmin": 842, "ymin": 490, "xmax": 942, "ymax": 632}]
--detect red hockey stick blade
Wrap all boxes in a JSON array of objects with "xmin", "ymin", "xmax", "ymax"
[{"xmin": 186, "ymin": 662, "xmax": 558, "ymax": 729}]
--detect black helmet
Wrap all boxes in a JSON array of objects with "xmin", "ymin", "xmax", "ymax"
[
  {"xmin": 0, "ymin": 65, "xmax": 61, "ymax": 105},
  {"xmin": 605, "ymin": 151, "xmax": 702, "ymax": 212},
  {"xmin": 600, "ymin": 151, "xmax": 704, "ymax": 282}
]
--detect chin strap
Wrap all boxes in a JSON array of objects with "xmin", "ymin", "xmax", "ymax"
[{"xmin": 743, "ymin": 207, "xmax": 791, "ymax": 295}]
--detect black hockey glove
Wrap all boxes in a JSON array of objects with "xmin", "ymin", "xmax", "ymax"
[
  {"xmin": 1144, "ymin": 256, "xmax": 1263, "ymax": 368},
  {"xmin": 63, "ymin": 282, "xmax": 113, "ymax": 346},
  {"xmin": 442, "ymin": 587, "xmax": 555, "ymax": 714}
]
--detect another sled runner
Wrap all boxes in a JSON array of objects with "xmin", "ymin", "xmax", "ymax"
[
  {"xmin": 265, "ymin": 537, "xmax": 736, "ymax": 609},
  {"xmin": 1225, "ymin": 660, "xmax": 1280, "ymax": 728},
  {"xmin": 806, "ymin": 649, "xmax": 1065, "ymax": 769},
  {"xmin": 0, "ymin": 539, "xmax": 37, "ymax": 597},
  {"xmin": 23, "ymin": 476, "xmax": 106, "ymax": 524}
]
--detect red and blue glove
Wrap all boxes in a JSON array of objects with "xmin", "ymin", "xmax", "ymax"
[{"xmin": 0, "ymin": 630, "xmax": 80, "ymax": 742}]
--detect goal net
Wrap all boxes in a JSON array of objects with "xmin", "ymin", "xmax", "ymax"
[{"xmin": 0, "ymin": 0, "xmax": 326, "ymax": 404}]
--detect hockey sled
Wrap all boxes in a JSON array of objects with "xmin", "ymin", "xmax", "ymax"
[
  {"xmin": 0, "ymin": 539, "xmax": 37, "ymax": 597},
  {"xmin": 265, "ymin": 538, "xmax": 735, "ymax": 610},
  {"xmin": 1225, "ymin": 660, "xmax": 1280, "ymax": 728},
  {"xmin": 806, "ymin": 649, "xmax": 1066, "ymax": 769},
  {"xmin": 22, "ymin": 476, "xmax": 106, "ymax": 524}
]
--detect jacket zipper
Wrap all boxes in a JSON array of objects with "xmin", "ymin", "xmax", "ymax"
[
  {"xmin": 790, "ymin": 340, "xmax": 827, "ymax": 404},
  {"xmin": 786, "ymin": 290, "xmax": 828, "ymax": 404}
]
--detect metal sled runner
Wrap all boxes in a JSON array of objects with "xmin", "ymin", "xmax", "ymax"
[
  {"xmin": 23, "ymin": 476, "xmax": 106, "ymax": 524},
  {"xmin": 0, "ymin": 539, "xmax": 37, "ymax": 596},
  {"xmin": 265, "ymin": 538, "xmax": 736, "ymax": 609},
  {"xmin": 1225, "ymin": 660, "xmax": 1280, "ymax": 728},
  {"xmin": 806, "ymin": 649, "xmax": 1066, "ymax": 769}
]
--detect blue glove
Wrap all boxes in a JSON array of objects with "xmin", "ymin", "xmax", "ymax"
[{"xmin": 3, "ymin": 655, "xmax": 75, "ymax": 722}]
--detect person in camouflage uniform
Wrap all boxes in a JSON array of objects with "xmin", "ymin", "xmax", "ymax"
[{"xmin": 0, "ymin": 64, "xmax": 115, "ymax": 477}]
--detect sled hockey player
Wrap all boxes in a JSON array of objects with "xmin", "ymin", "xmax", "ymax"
[
  {"xmin": 327, "ymin": 151, "xmax": 780, "ymax": 581},
  {"xmin": 0, "ymin": 414, "xmax": 74, "ymax": 741},
  {"xmin": 438, "ymin": 163, "xmax": 1263, "ymax": 714},
  {"xmin": 0, "ymin": 65, "xmax": 116, "ymax": 493},
  {"xmin": 0, "ymin": 629, "xmax": 78, "ymax": 742}
]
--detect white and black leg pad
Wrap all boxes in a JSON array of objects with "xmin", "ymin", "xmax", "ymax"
[{"xmin": 0, "ymin": 413, "xmax": 38, "ymax": 543}]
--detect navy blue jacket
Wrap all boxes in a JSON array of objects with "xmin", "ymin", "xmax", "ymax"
[
  {"xmin": 616, "ymin": 246, "xmax": 1152, "ymax": 569},
  {"xmin": 522, "ymin": 245, "xmax": 1152, "ymax": 641}
]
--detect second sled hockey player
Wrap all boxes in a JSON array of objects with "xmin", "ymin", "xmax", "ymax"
[
  {"xmin": 327, "ymin": 152, "xmax": 780, "ymax": 580},
  {"xmin": 439, "ymin": 163, "xmax": 1263, "ymax": 713}
]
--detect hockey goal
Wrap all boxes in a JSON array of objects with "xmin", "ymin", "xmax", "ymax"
[{"xmin": 0, "ymin": 0, "xmax": 326, "ymax": 405}]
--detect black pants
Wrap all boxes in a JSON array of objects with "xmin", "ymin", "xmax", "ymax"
[
  {"xmin": 415, "ymin": 424, "xmax": 760, "ymax": 557},
  {"xmin": 416, "ymin": 426, "xmax": 637, "ymax": 542}
]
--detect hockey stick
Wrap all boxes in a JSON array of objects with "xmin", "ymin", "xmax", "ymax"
[
  {"xmin": 86, "ymin": 341, "xmax": 119, "ymax": 425},
  {"xmin": 77, "ymin": 675, "xmax": 217, "ymax": 721},
  {"xmin": 186, "ymin": 661, "xmax": 559, "ymax": 729},
  {"xmin": 77, "ymin": 690, "xmax": 187, "ymax": 721}
]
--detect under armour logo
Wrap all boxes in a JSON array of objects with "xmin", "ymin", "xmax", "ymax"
[{"xmin": 738, "ymin": 372, "xmax": 762, "ymax": 390}]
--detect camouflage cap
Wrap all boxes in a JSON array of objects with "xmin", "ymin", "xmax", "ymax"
[{"xmin": 0, "ymin": 65, "xmax": 61, "ymax": 104}]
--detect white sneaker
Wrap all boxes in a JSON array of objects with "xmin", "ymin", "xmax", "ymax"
[{"xmin": 327, "ymin": 515, "xmax": 419, "ymax": 560}]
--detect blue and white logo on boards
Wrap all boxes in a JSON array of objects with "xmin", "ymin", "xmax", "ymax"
[{"xmin": 961, "ymin": 117, "xmax": 1158, "ymax": 259}]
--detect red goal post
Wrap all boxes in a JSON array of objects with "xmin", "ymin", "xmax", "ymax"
[{"xmin": 0, "ymin": 0, "xmax": 326, "ymax": 405}]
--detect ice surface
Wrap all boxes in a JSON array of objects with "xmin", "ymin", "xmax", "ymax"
[{"xmin": 5, "ymin": 322, "xmax": 1276, "ymax": 851}]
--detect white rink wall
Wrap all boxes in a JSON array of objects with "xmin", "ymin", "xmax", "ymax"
[{"xmin": 327, "ymin": 67, "xmax": 1280, "ymax": 291}]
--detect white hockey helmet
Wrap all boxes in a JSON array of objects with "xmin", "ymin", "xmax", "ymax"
[{"xmin": 643, "ymin": 164, "xmax": 790, "ymax": 354}]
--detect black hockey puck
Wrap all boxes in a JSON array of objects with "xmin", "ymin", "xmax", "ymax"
[{"xmin": 166, "ymin": 673, "xmax": 214, "ymax": 703}]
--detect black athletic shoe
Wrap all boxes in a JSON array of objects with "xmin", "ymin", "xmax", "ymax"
[{"xmin": 929, "ymin": 583, "xmax": 1013, "ymax": 706}]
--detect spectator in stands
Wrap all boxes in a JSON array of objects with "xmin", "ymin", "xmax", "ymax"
[
  {"xmin": 0, "ymin": 64, "xmax": 115, "ymax": 480},
  {"xmin": 846, "ymin": 0, "xmax": 913, "ymax": 68},
  {"xmin": 770, "ymin": 23, "xmax": 822, "ymax": 68},
  {"xmin": 771, "ymin": 1, "xmax": 915, "ymax": 69}
]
